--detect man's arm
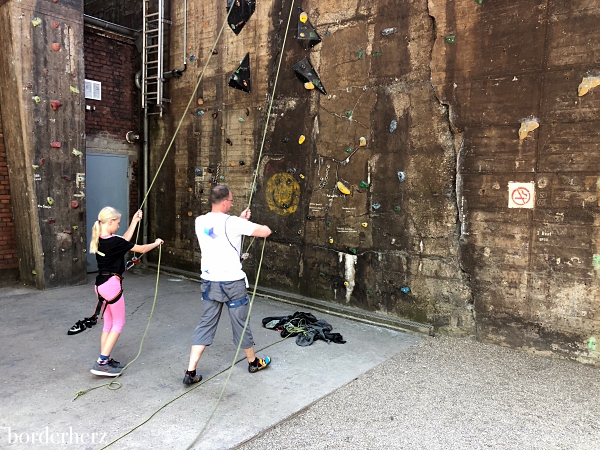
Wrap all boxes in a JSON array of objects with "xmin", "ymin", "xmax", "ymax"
[{"xmin": 251, "ymin": 225, "xmax": 271, "ymax": 238}]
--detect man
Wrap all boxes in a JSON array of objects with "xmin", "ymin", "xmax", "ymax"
[{"xmin": 184, "ymin": 185, "xmax": 272, "ymax": 385}]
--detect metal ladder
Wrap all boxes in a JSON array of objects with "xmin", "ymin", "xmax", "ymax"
[{"xmin": 142, "ymin": 0, "xmax": 169, "ymax": 116}]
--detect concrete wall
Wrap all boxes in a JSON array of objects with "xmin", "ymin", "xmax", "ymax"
[{"xmin": 146, "ymin": 0, "xmax": 600, "ymax": 364}]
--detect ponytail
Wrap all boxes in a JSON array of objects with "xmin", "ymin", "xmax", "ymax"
[{"xmin": 90, "ymin": 206, "xmax": 122, "ymax": 254}]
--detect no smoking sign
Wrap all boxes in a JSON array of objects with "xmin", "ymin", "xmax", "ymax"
[{"xmin": 508, "ymin": 182, "xmax": 535, "ymax": 209}]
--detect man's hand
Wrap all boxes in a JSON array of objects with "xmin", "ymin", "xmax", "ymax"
[{"xmin": 240, "ymin": 208, "xmax": 251, "ymax": 220}]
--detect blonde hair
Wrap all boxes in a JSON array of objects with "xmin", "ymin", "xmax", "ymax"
[{"xmin": 89, "ymin": 207, "xmax": 122, "ymax": 254}]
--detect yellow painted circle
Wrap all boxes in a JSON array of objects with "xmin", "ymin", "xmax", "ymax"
[{"xmin": 266, "ymin": 173, "xmax": 300, "ymax": 216}]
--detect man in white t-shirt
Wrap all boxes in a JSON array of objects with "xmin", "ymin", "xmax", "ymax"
[{"xmin": 183, "ymin": 185, "xmax": 272, "ymax": 385}]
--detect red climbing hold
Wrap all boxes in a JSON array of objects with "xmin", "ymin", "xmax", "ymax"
[
  {"xmin": 51, "ymin": 43, "xmax": 60, "ymax": 51},
  {"xmin": 50, "ymin": 100, "xmax": 62, "ymax": 111},
  {"xmin": 50, "ymin": 142, "xmax": 61, "ymax": 148},
  {"xmin": 70, "ymin": 200, "xmax": 79, "ymax": 209},
  {"xmin": 52, "ymin": 21, "xmax": 59, "ymax": 28}
]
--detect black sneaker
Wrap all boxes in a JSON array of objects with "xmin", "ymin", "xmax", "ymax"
[
  {"xmin": 248, "ymin": 356, "xmax": 271, "ymax": 373},
  {"xmin": 107, "ymin": 358, "xmax": 125, "ymax": 369},
  {"xmin": 90, "ymin": 361, "xmax": 121, "ymax": 377},
  {"xmin": 183, "ymin": 372, "xmax": 202, "ymax": 386}
]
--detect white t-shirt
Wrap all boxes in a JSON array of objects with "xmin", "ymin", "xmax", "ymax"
[{"xmin": 195, "ymin": 212, "xmax": 259, "ymax": 281}]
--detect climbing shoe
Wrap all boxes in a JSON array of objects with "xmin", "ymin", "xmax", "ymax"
[
  {"xmin": 183, "ymin": 371, "xmax": 202, "ymax": 386},
  {"xmin": 248, "ymin": 356, "xmax": 271, "ymax": 373},
  {"xmin": 107, "ymin": 358, "xmax": 125, "ymax": 369},
  {"xmin": 90, "ymin": 361, "xmax": 121, "ymax": 377},
  {"xmin": 84, "ymin": 316, "xmax": 98, "ymax": 328},
  {"xmin": 67, "ymin": 320, "xmax": 86, "ymax": 335}
]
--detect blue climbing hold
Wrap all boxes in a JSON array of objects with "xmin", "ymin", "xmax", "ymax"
[
  {"xmin": 195, "ymin": 168, "xmax": 203, "ymax": 176},
  {"xmin": 189, "ymin": 54, "xmax": 196, "ymax": 62},
  {"xmin": 397, "ymin": 171, "xmax": 406, "ymax": 183},
  {"xmin": 400, "ymin": 286, "xmax": 410, "ymax": 294},
  {"xmin": 389, "ymin": 120, "xmax": 397, "ymax": 133},
  {"xmin": 372, "ymin": 203, "xmax": 381, "ymax": 210}
]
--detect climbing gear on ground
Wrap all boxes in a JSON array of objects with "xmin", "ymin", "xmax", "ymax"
[
  {"xmin": 263, "ymin": 312, "xmax": 346, "ymax": 346},
  {"xmin": 67, "ymin": 320, "xmax": 86, "ymax": 335},
  {"xmin": 248, "ymin": 356, "xmax": 271, "ymax": 373}
]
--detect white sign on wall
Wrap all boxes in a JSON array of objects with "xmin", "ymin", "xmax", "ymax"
[
  {"xmin": 508, "ymin": 181, "xmax": 535, "ymax": 209},
  {"xmin": 84, "ymin": 79, "xmax": 101, "ymax": 100}
]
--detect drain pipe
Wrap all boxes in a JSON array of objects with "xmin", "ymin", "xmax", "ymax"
[{"xmin": 83, "ymin": 14, "xmax": 140, "ymax": 38}]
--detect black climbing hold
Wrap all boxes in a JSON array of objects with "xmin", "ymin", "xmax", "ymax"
[
  {"xmin": 293, "ymin": 57, "xmax": 326, "ymax": 95},
  {"xmin": 228, "ymin": 53, "xmax": 251, "ymax": 93},
  {"xmin": 297, "ymin": 8, "xmax": 322, "ymax": 49},
  {"xmin": 282, "ymin": 137, "xmax": 290, "ymax": 143},
  {"xmin": 226, "ymin": 0, "xmax": 256, "ymax": 36},
  {"xmin": 239, "ymin": 160, "xmax": 245, "ymax": 166},
  {"xmin": 225, "ymin": 138, "xmax": 233, "ymax": 146}
]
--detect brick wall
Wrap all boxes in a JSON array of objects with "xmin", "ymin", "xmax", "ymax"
[
  {"xmin": 84, "ymin": 27, "xmax": 140, "ymax": 221},
  {"xmin": 0, "ymin": 105, "xmax": 18, "ymax": 270}
]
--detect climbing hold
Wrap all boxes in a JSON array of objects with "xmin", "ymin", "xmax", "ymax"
[
  {"xmin": 245, "ymin": 107, "xmax": 250, "ymax": 116},
  {"xmin": 304, "ymin": 82, "xmax": 315, "ymax": 90},
  {"xmin": 238, "ymin": 117, "xmax": 246, "ymax": 122},
  {"xmin": 32, "ymin": 17, "xmax": 42, "ymax": 26},
  {"xmin": 195, "ymin": 168, "xmax": 203, "ymax": 177},
  {"xmin": 306, "ymin": 216, "xmax": 314, "ymax": 221},
  {"xmin": 397, "ymin": 171, "xmax": 406, "ymax": 182},
  {"xmin": 394, "ymin": 206, "xmax": 401, "ymax": 212},
  {"xmin": 50, "ymin": 100, "xmax": 62, "ymax": 111},
  {"xmin": 50, "ymin": 142, "xmax": 61, "ymax": 148},
  {"xmin": 282, "ymin": 137, "xmax": 290, "ymax": 143},
  {"xmin": 226, "ymin": 0, "xmax": 256, "ymax": 35},
  {"xmin": 345, "ymin": 147, "xmax": 352, "ymax": 154},
  {"xmin": 325, "ymin": 30, "xmax": 330, "ymax": 36},
  {"xmin": 319, "ymin": 273, "xmax": 326, "ymax": 278},
  {"xmin": 286, "ymin": 167, "xmax": 297, "ymax": 174},
  {"xmin": 47, "ymin": 197, "xmax": 54, "ymax": 205},
  {"xmin": 361, "ymin": 222, "xmax": 368, "ymax": 228},
  {"xmin": 337, "ymin": 181, "xmax": 351, "ymax": 195},
  {"xmin": 24, "ymin": 82, "xmax": 33, "ymax": 89},
  {"xmin": 225, "ymin": 138, "xmax": 233, "ymax": 146},
  {"xmin": 32, "ymin": 165, "xmax": 39, "ymax": 170},
  {"xmin": 578, "ymin": 77, "xmax": 600, "ymax": 97},
  {"xmin": 32, "ymin": 96, "xmax": 41, "ymax": 103},
  {"xmin": 389, "ymin": 120, "xmax": 397, "ymax": 133},
  {"xmin": 358, "ymin": 48, "xmax": 364, "ymax": 60},
  {"xmin": 219, "ymin": 175, "xmax": 225, "ymax": 181},
  {"xmin": 366, "ymin": 289, "xmax": 373, "ymax": 295},
  {"xmin": 400, "ymin": 286, "xmax": 411, "ymax": 294},
  {"xmin": 212, "ymin": 49, "xmax": 218, "ymax": 55},
  {"xmin": 297, "ymin": 9, "xmax": 322, "ymax": 48},
  {"xmin": 239, "ymin": 161, "xmax": 245, "ymax": 166},
  {"xmin": 72, "ymin": 149, "xmax": 83, "ymax": 157},
  {"xmin": 349, "ymin": 248, "xmax": 357, "ymax": 255},
  {"xmin": 381, "ymin": 27, "xmax": 398, "ymax": 36},
  {"xmin": 298, "ymin": 135, "xmax": 306, "ymax": 144},
  {"xmin": 359, "ymin": 181, "xmax": 370, "ymax": 189},
  {"xmin": 70, "ymin": 200, "xmax": 79, "ymax": 209},
  {"xmin": 371, "ymin": 51, "xmax": 382, "ymax": 57},
  {"xmin": 518, "ymin": 119, "xmax": 539, "ymax": 140},
  {"xmin": 189, "ymin": 55, "xmax": 196, "ymax": 62},
  {"xmin": 230, "ymin": 162, "xmax": 236, "ymax": 167},
  {"xmin": 52, "ymin": 21, "xmax": 60, "ymax": 28},
  {"xmin": 326, "ymin": 221, "xmax": 332, "ymax": 227},
  {"xmin": 229, "ymin": 53, "xmax": 251, "ymax": 93},
  {"xmin": 72, "ymin": 226, "xmax": 78, "ymax": 230},
  {"xmin": 293, "ymin": 57, "xmax": 327, "ymax": 95},
  {"xmin": 299, "ymin": 174, "xmax": 305, "ymax": 179},
  {"xmin": 61, "ymin": 175, "xmax": 71, "ymax": 181},
  {"xmin": 212, "ymin": 112, "xmax": 218, "ymax": 119},
  {"xmin": 197, "ymin": 98, "xmax": 203, "ymax": 105},
  {"xmin": 345, "ymin": 110, "xmax": 353, "ymax": 118},
  {"xmin": 359, "ymin": 137, "xmax": 367, "ymax": 147},
  {"xmin": 51, "ymin": 43, "xmax": 61, "ymax": 51},
  {"xmin": 46, "ymin": 218, "xmax": 55, "ymax": 224},
  {"xmin": 70, "ymin": 86, "xmax": 79, "ymax": 94},
  {"xmin": 445, "ymin": 36, "xmax": 455, "ymax": 43},
  {"xmin": 196, "ymin": 109, "xmax": 205, "ymax": 116},
  {"xmin": 343, "ymin": 281, "xmax": 349, "ymax": 287},
  {"xmin": 40, "ymin": 158, "xmax": 45, "ymax": 165},
  {"xmin": 475, "ymin": 0, "xmax": 483, "ymax": 4},
  {"xmin": 187, "ymin": 211, "xmax": 193, "ymax": 217},
  {"xmin": 329, "ymin": 237, "xmax": 334, "ymax": 244},
  {"xmin": 588, "ymin": 337, "xmax": 597, "ymax": 350},
  {"xmin": 32, "ymin": 270, "xmax": 37, "ymax": 275},
  {"xmin": 372, "ymin": 203, "xmax": 381, "ymax": 210}
]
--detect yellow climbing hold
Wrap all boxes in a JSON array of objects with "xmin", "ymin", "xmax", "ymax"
[
  {"xmin": 578, "ymin": 77, "xmax": 600, "ymax": 97},
  {"xmin": 299, "ymin": 32, "xmax": 306, "ymax": 38},
  {"xmin": 299, "ymin": 174, "xmax": 305, "ymax": 179},
  {"xmin": 361, "ymin": 222, "xmax": 368, "ymax": 228},
  {"xmin": 304, "ymin": 82, "xmax": 315, "ymax": 90},
  {"xmin": 298, "ymin": 135, "xmax": 306, "ymax": 144},
  {"xmin": 329, "ymin": 237, "xmax": 334, "ymax": 244},
  {"xmin": 70, "ymin": 86, "xmax": 80, "ymax": 94},
  {"xmin": 337, "ymin": 181, "xmax": 351, "ymax": 195},
  {"xmin": 47, "ymin": 197, "xmax": 54, "ymax": 205},
  {"xmin": 518, "ymin": 120, "xmax": 539, "ymax": 140},
  {"xmin": 32, "ymin": 17, "xmax": 42, "ymax": 27},
  {"xmin": 359, "ymin": 136, "xmax": 367, "ymax": 147},
  {"xmin": 343, "ymin": 281, "xmax": 349, "ymax": 287},
  {"xmin": 72, "ymin": 149, "xmax": 83, "ymax": 157},
  {"xmin": 300, "ymin": 12, "xmax": 308, "ymax": 23}
]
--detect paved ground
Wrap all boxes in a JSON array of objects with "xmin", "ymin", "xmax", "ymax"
[
  {"xmin": 0, "ymin": 270, "xmax": 418, "ymax": 450},
  {"xmin": 1, "ymin": 269, "xmax": 599, "ymax": 449}
]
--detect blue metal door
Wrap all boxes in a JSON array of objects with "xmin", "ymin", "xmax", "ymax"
[{"xmin": 86, "ymin": 153, "xmax": 129, "ymax": 272}]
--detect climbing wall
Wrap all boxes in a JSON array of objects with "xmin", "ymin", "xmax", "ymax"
[
  {"xmin": 0, "ymin": 0, "xmax": 86, "ymax": 288},
  {"xmin": 148, "ymin": 0, "xmax": 471, "ymax": 330},
  {"xmin": 430, "ymin": 0, "xmax": 600, "ymax": 363}
]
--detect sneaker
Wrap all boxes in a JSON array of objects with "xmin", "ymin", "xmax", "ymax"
[
  {"xmin": 90, "ymin": 361, "xmax": 122, "ymax": 377},
  {"xmin": 248, "ymin": 356, "xmax": 271, "ymax": 373},
  {"xmin": 107, "ymin": 358, "xmax": 126, "ymax": 369},
  {"xmin": 183, "ymin": 372, "xmax": 203, "ymax": 386}
]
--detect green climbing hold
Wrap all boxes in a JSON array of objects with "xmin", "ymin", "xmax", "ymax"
[
  {"xmin": 366, "ymin": 289, "xmax": 373, "ymax": 295},
  {"xmin": 326, "ymin": 221, "xmax": 332, "ymax": 227},
  {"xmin": 345, "ymin": 110, "xmax": 353, "ymax": 118},
  {"xmin": 445, "ymin": 35, "xmax": 455, "ymax": 44},
  {"xmin": 238, "ymin": 117, "xmax": 245, "ymax": 122},
  {"xmin": 358, "ymin": 48, "xmax": 364, "ymax": 60},
  {"xmin": 359, "ymin": 181, "xmax": 370, "ymax": 189},
  {"xmin": 319, "ymin": 273, "xmax": 326, "ymax": 278},
  {"xmin": 371, "ymin": 51, "xmax": 382, "ymax": 57},
  {"xmin": 345, "ymin": 147, "xmax": 352, "ymax": 154},
  {"xmin": 394, "ymin": 206, "xmax": 401, "ymax": 212},
  {"xmin": 349, "ymin": 248, "xmax": 357, "ymax": 255},
  {"xmin": 475, "ymin": 0, "xmax": 482, "ymax": 4}
]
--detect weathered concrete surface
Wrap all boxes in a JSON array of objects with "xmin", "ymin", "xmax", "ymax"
[
  {"xmin": 430, "ymin": 0, "xmax": 600, "ymax": 364},
  {"xmin": 148, "ymin": 0, "xmax": 473, "ymax": 343},
  {"xmin": 0, "ymin": 0, "xmax": 87, "ymax": 288}
]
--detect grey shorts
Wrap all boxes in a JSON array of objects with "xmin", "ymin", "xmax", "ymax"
[{"xmin": 191, "ymin": 279, "xmax": 255, "ymax": 348}]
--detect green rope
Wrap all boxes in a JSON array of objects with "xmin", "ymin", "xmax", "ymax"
[{"xmin": 73, "ymin": 245, "xmax": 163, "ymax": 401}]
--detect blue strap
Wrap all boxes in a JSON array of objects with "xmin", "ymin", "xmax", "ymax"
[{"xmin": 226, "ymin": 297, "xmax": 249, "ymax": 309}]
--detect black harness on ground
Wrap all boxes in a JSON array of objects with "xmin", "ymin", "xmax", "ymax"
[{"xmin": 94, "ymin": 273, "xmax": 124, "ymax": 319}]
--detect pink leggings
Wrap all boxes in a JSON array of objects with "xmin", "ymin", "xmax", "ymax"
[{"xmin": 96, "ymin": 276, "xmax": 126, "ymax": 333}]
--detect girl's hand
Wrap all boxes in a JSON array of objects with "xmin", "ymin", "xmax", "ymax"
[
  {"xmin": 155, "ymin": 238, "xmax": 164, "ymax": 245},
  {"xmin": 133, "ymin": 210, "xmax": 143, "ymax": 223}
]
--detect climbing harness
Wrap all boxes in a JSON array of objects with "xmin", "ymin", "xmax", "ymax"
[{"xmin": 93, "ymin": 273, "xmax": 124, "ymax": 319}]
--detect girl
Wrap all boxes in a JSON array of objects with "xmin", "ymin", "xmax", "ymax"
[{"xmin": 89, "ymin": 207, "xmax": 163, "ymax": 377}]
